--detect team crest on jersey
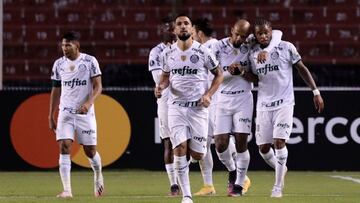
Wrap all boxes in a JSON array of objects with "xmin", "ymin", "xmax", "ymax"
[
  {"xmin": 181, "ymin": 55, "xmax": 187, "ymax": 61},
  {"xmin": 79, "ymin": 64, "xmax": 86, "ymax": 72},
  {"xmin": 271, "ymin": 51, "xmax": 279, "ymax": 60},
  {"xmin": 240, "ymin": 46, "xmax": 249, "ymax": 54},
  {"xmin": 190, "ymin": 55, "xmax": 199, "ymax": 63}
]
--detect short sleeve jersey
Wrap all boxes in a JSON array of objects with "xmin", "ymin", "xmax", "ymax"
[
  {"xmin": 249, "ymin": 41, "xmax": 301, "ymax": 111},
  {"xmin": 212, "ymin": 37, "xmax": 253, "ymax": 96},
  {"xmin": 149, "ymin": 42, "xmax": 169, "ymax": 102},
  {"xmin": 162, "ymin": 40, "xmax": 219, "ymax": 103},
  {"xmin": 203, "ymin": 38, "xmax": 219, "ymax": 83},
  {"xmin": 148, "ymin": 43, "xmax": 167, "ymax": 72},
  {"xmin": 51, "ymin": 53, "xmax": 101, "ymax": 113}
]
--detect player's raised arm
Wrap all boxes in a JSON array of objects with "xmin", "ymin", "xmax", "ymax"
[{"xmin": 294, "ymin": 60, "xmax": 324, "ymax": 113}]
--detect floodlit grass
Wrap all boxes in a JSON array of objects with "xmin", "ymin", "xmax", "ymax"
[{"xmin": 0, "ymin": 170, "xmax": 359, "ymax": 202}]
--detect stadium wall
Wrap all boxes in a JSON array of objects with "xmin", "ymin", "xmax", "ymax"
[{"xmin": 0, "ymin": 90, "xmax": 359, "ymax": 171}]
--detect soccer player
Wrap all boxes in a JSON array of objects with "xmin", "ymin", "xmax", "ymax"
[
  {"xmin": 242, "ymin": 18, "xmax": 324, "ymax": 198},
  {"xmin": 154, "ymin": 14, "xmax": 223, "ymax": 203},
  {"xmin": 191, "ymin": 17, "xmax": 218, "ymax": 196},
  {"xmin": 148, "ymin": 17, "xmax": 180, "ymax": 196},
  {"xmin": 212, "ymin": 19, "xmax": 282, "ymax": 196},
  {"xmin": 48, "ymin": 31, "xmax": 104, "ymax": 198}
]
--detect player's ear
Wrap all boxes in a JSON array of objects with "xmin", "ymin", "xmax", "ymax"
[{"xmin": 75, "ymin": 41, "xmax": 80, "ymax": 49}]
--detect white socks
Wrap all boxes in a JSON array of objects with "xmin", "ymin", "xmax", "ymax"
[
  {"xmin": 216, "ymin": 146, "xmax": 236, "ymax": 172},
  {"xmin": 228, "ymin": 136, "xmax": 237, "ymax": 161},
  {"xmin": 235, "ymin": 150, "xmax": 250, "ymax": 187},
  {"xmin": 88, "ymin": 152, "xmax": 103, "ymax": 182},
  {"xmin": 165, "ymin": 163, "xmax": 177, "ymax": 186},
  {"xmin": 59, "ymin": 154, "xmax": 71, "ymax": 192},
  {"xmin": 274, "ymin": 147, "xmax": 288, "ymax": 188},
  {"xmin": 199, "ymin": 138, "xmax": 214, "ymax": 186},
  {"xmin": 259, "ymin": 148, "xmax": 276, "ymax": 169},
  {"xmin": 174, "ymin": 155, "xmax": 191, "ymax": 197}
]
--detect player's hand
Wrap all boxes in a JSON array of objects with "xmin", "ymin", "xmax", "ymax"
[
  {"xmin": 200, "ymin": 94, "xmax": 211, "ymax": 108},
  {"xmin": 257, "ymin": 51, "xmax": 268, "ymax": 64},
  {"xmin": 313, "ymin": 95, "xmax": 324, "ymax": 113},
  {"xmin": 154, "ymin": 86, "xmax": 163, "ymax": 98},
  {"xmin": 78, "ymin": 103, "xmax": 90, "ymax": 114},
  {"xmin": 48, "ymin": 116, "xmax": 57, "ymax": 133},
  {"xmin": 228, "ymin": 63, "xmax": 241, "ymax": 75},
  {"xmin": 238, "ymin": 66, "xmax": 247, "ymax": 77}
]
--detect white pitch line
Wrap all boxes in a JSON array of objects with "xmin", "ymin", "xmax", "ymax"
[{"xmin": 331, "ymin": 175, "xmax": 360, "ymax": 184}]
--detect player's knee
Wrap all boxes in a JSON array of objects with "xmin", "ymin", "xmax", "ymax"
[
  {"xmin": 190, "ymin": 151, "xmax": 203, "ymax": 161},
  {"xmin": 214, "ymin": 135, "xmax": 229, "ymax": 153},
  {"xmin": 83, "ymin": 146, "xmax": 96, "ymax": 158},
  {"xmin": 273, "ymin": 139, "xmax": 286, "ymax": 149},
  {"xmin": 259, "ymin": 144, "xmax": 271, "ymax": 154},
  {"xmin": 236, "ymin": 144, "xmax": 247, "ymax": 153},
  {"xmin": 164, "ymin": 148, "xmax": 174, "ymax": 164},
  {"xmin": 163, "ymin": 138, "xmax": 172, "ymax": 150},
  {"xmin": 234, "ymin": 133, "xmax": 248, "ymax": 152},
  {"xmin": 59, "ymin": 140, "xmax": 72, "ymax": 154}
]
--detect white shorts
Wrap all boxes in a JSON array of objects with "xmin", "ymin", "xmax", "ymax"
[
  {"xmin": 157, "ymin": 99, "xmax": 170, "ymax": 139},
  {"xmin": 255, "ymin": 105, "xmax": 294, "ymax": 145},
  {"xmin": 168, "ymin": 105, "xmax": 208, "ymax": 154},
  {"xmin": 214, "ymin": 92, "xmax": 253, "ymax": 135},
  {"xmin": 56, "ymin": 110, "xmax": 97, "ymax": 145}
]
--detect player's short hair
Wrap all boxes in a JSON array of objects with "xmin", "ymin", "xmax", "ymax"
[
  {"xmin": 253, "ymin": 18, "xmax": 272, "ymax": 28},
  {"xmin": 62, "ymin": 31, "xmax": 81, "ymax": 42},
  {"xmin": 175, "ymin": 13, "xmax": 192, "ymax": 24},
  {"xmin": 193, "ymin": 18, "xmax": 213, "ymax": 37}
]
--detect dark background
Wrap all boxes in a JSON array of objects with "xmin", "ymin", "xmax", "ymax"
[{"xmin": 1, "ymin": 90, "xmax": 359, "ymax": 171}]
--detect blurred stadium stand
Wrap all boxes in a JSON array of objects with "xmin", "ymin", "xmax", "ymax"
[{"xmin": 2, "ymin": 0, "xmax": 360, "ymax": 87}]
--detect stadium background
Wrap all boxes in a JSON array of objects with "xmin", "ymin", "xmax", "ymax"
[{"xmin": 1, "ymin": 0, "xmax": 360, "ymax": 171}]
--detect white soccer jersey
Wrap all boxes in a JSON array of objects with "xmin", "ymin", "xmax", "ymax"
[
  {"xmin": 162, "ymin": 40, "xmax": 219, "ymax": 103},
  {"xmin": 203, "ymin": 38, "xmax": 219, "ymax": 102},
  {"xmin": 203, "ymin": 38, "xmax": 218, "ymax": 51},
  {"xmin": 212, "ymin": 37, "xmax": 253, "ymax": 97},
  {"xmin": 149, "ymin": 42, "xmax": 169, "ymax": 103},
  {"xmin": 149, "ymin": 42, "xmax": 167, "ymax": 72},
  {"xmin": 203, "ymin": 38, "xmax": 219, "ymax": 82},
  {"xmin": 249, "ymin": 41, "xmax": 301, "ymax": 111},
  {"xmin": 51, "ymin": 53, "xmax": 101, "ymax": 114}
]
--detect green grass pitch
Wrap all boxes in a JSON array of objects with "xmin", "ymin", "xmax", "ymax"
[{"xmin": 0, "ymin": 170, "xmax": 359, "ymax": 202}]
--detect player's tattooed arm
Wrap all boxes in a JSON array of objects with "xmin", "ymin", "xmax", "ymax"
[
  {"xmin": 294, "ymin": 60, "xmax": 324, "ymax": 113},
  {"xmin": 154, "ymin": 71, "xmax": 170, "ymax": 98},
  {"xmin": 201, "ymin": 66, "xmax": 223, "ymax": 107}
]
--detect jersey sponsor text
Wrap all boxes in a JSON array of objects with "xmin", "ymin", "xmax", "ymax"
[{"xmin": 63, "ymin": 78, "xmax": 87, "ymax": 88}]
